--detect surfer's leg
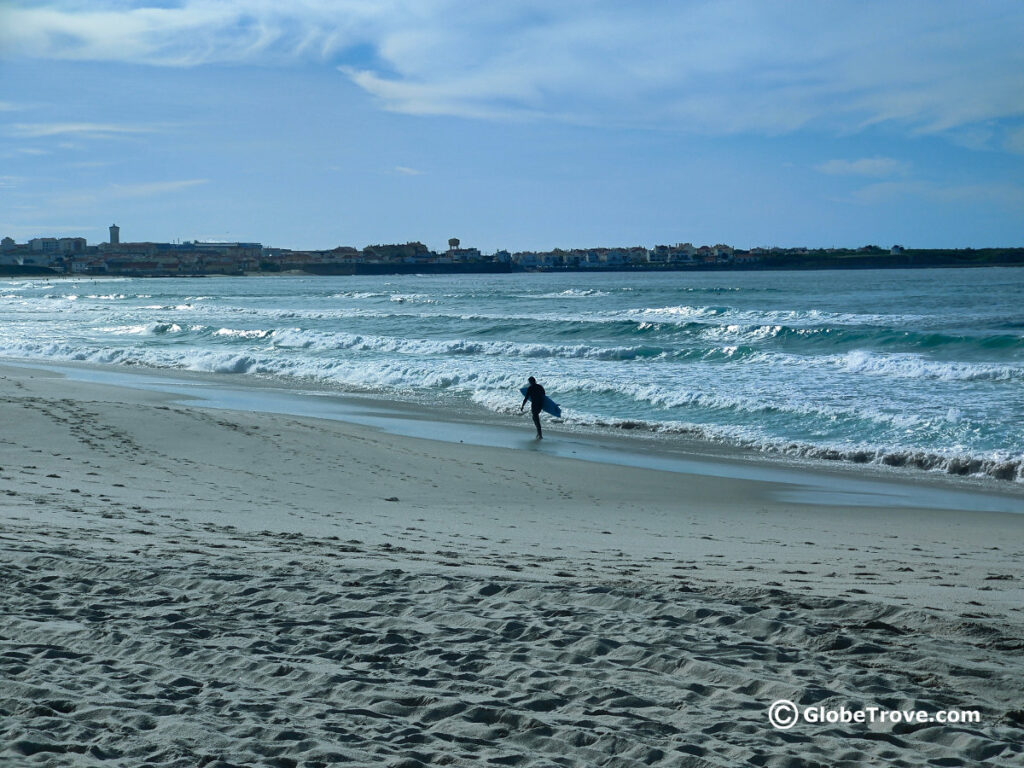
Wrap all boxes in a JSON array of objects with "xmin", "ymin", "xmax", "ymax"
[{"xmin": 532, "ymin": 410, "xmax": 543, "ymax": 439}]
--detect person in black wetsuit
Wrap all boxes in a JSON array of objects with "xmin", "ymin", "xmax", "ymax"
[{"xmin": 520, "ymin": 376, "xmax": 545, "ymax": 439}]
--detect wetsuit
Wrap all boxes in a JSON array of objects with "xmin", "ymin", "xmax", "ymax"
[{"xmin": 523, "ymin": 382, "xmax": 545, "ymax": 438}]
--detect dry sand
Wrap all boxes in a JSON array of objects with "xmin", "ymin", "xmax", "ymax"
[{"xmin": 1, "ymin": 362, "xmax": 1022, "ymax": 767}]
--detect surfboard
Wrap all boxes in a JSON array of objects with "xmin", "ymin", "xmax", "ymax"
[{"xmin": 520, "ymin": 386, "xmax": 561, "ymax": 418}]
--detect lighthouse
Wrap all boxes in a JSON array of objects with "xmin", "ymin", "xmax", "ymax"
[{"xmin": 109, "ymin": 223, "xmax": 120, "ymax": 245}]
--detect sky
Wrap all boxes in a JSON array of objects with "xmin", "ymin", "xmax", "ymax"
[{"xmin": 1, "ymin": 0, "xmax": 1023, "ymax": 252}]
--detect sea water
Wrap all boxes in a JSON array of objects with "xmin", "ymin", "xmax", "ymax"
[{"xmin": 2, "ymin": 267, "xmax": 1022, "ymax": 482}]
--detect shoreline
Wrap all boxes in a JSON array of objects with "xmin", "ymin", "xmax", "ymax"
[{"xmin": 6, "ymin": 356, "xmax": 1024, "ymax": 509}]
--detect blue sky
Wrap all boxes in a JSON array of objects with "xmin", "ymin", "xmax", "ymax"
[{"xmin": 2, "ymin": 1, "xmax": 1023, "ymax": 252}]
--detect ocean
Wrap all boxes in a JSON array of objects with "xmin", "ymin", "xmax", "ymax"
[{"xmin": 2, "ymin": 267, "xmax": 1022, "ymax": 483}]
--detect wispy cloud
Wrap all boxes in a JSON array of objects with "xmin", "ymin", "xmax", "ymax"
[
  {"xmin": 816, "ymin": 157, "xmax": 909, "ymax": 178},
  {"xmin": 2, "ymin": 1, "xmax": 1023, "ymax": 141},
  {"xmin": 108, "ymin": 179, "xmax": 210, "ymax": 198},
  {"xmin": 392, "ymin": 165, "xmax": 423, "ymax": 176},
  {"xmin": 0, "ymin": 1, "xmax": 373, "ymax": 66},
  {"xmin": 51, "ymin": 179, "xmax": 210, "ymax": 208},
  {"xmin": 8, "ymin": 122, "xmax": 159, "ymax": 139}
]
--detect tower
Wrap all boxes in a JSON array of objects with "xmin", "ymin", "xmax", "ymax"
[{"xmin": 109, "ymin": 224, "xmax": 120, "ymax": 245}]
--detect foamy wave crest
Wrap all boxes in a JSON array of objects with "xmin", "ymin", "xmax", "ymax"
[
  {"xmin": 212, "ymin": 327, "xmax": 274, "ymax": 340},
  {"xmin": 139, "ymin": 304, "xmax": 198, "ymax": 312},
  {"xmin": 330, "ymin": 291, "xmax": 387, "ymax": 299},
  {"xmin": 101, "ymin": 322, "xmax": 185, "ymax": 336},
  {"xmin": 765, "ymin": 442, "xmax": 1024, "ymax": 483},
  {"xmin": 659, "ymin": 423, "xmax": 1023, "ymax": 483},
  {"xmin": 701, "ymin": 346, "xmax": 1024, "ymax": 382},
  {"xmin": 837, "ymin": 350, "xmax": 1024, "ymax": 382},
  {"xmin": 0, "ymin": 337, "xmax": 283, "ymax": 375},
  {"xmin": 698, "ymin": 324, "xmax": 791, "ymax": 343},
  {"xmin": 690, "ymin": 322, "xmax": 1024, "ymax": 356},
  {"xmin": 625, "ymin": 305, "xmax": 727, "ymax": 322},
  {"xmin": 0, "ymin": 339, "xmax": 144, "ymax": 367},
  {"xmin": 577, "ymin": 381, "xmax": 926, "ymax": 429},
  {"xmin": 626, "ymin": 306, "xmax": 918, "ymax": 329},
  {"xmin": 183, "ymin": 352, "xmax": 266, "ymax": 374},
  {"xmin": 174, "ymin": 352, "xmax": 520, "ymax": 393},
  {"xmin": 269, "ymin": 328, "xmax": 661, "ymax": 361},
  {"xmin": 532, "ymin": 289, "xmax": 611, "ymax": 298}
]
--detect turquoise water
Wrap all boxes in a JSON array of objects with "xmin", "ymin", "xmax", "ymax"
[{"xmin": 2, "ymin": 268, "xmax": 1022, "ymax": 481}]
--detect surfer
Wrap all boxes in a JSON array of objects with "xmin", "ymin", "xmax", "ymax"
[{"xmin": 520, "ymin": 376, "xmax": 545, "ymax": 439}]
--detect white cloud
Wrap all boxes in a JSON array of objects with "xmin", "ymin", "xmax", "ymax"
[
  {"xmin": 9, "ymin": 122, "xmax": 160, "ymax": 139},
  {"xmin": 393, "ymin": 166, "xmax": 423, "ymax": 176},
  {"xmin": 816, "ymin": 157, "xmax": 909, "ymax": 178},
  {"xmin": 2, "ymin": 1, "xmax": 1024, "ymax": 138}
]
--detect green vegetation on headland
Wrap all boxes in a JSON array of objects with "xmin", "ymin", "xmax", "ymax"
[{"xmin": 739, "ymin": 246, "xmax": 1024, "ymax": 271}]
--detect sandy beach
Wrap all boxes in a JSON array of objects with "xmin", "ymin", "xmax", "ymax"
[{"xmin": 2, "ymin": 361, "xmax": 1022, "ymax": 767}]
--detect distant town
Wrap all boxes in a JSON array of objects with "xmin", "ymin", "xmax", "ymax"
[{"xmin": 2, "ymin": 225, "xmax": 1022, "ymax": 277}]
